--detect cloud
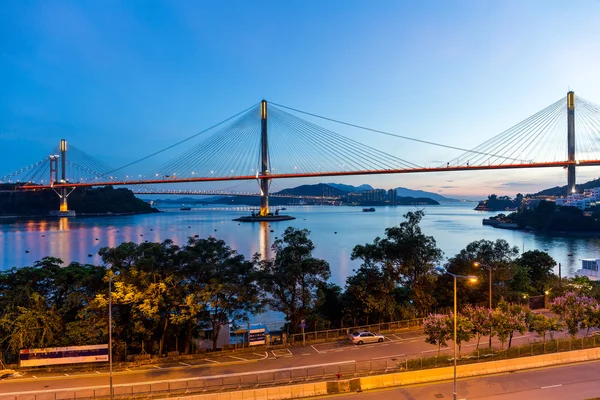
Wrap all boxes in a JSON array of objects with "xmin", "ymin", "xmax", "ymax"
[
  {"xmin": 498, "ymin": 181, "xmax": 542, "ymax": 188},
  {"xmin": 441, "ymin": 185, "xmax": 456, "ymax": 189}
]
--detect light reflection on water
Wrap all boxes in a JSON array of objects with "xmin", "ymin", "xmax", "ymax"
[{"xmin": 1, "ymin": 204, "xmax": 600, "ymax": 285}]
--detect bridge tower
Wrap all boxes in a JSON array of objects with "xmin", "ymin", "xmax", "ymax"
[
  {"xmin": 49, "ymin": 139, "xmax": 76, "ymax": 217},
  {"xmin": 567, "ymin": 91, "xmax": 576, "ymax": 195},
  {"xmin": 259, "ymin": 100, "xmax": 270, "ymax": 216}
]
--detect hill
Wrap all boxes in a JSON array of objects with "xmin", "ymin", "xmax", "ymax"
[
  {"xmin": 394, "ymin": 186, "xmax": 458, "ymax": 203},
  {"xmin": 277, "ymin": 183, "xmax": 347, "ymax": 197},
  {"xmin": 534, "ymin": 177, "xmax": 600, "ymax": 197},
  {"xmin": 326, "ymin": 183, "xmax": 374, "ymax": 192}
]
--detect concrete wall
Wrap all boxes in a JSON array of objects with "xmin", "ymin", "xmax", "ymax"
[{"xmin": 158, "ymin": 347, "xmax": 600, "ymax": 400}]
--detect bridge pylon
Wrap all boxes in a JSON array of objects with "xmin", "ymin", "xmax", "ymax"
[
  {"xmin": 259, "ymin": 100, "xmax": 270, "ymax": 216},
  {"xmin": 567, "ymin": 91, "xmax": 576, "ymax": 195},
  {"xmin": 49, "ymin": 139, "xmax": 76, "ymax": 217}
]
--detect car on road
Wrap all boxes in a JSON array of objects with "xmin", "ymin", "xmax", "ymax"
[{"xmin": 347, "ymin": 331, "xmax": 385, "ymax": 345}]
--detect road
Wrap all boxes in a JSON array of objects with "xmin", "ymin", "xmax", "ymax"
[
  {"xmin": 0, "ymin": 328, "xmax": 557, "ymax": 397},
  {"xmin": 329, "ymin": 360, "xmax": 600, "ymax": 399}
]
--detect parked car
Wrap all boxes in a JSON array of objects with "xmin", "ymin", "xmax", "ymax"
[{"xmin": 347, "ymin": 331, "xmax": 385, "ymax": 345}]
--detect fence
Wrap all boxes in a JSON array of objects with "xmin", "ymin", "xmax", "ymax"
[
  {"xmin": 287, "ymin": 318, "xmax": 424, "ymax": 344},
  {"xmin": 8, "ymin": 333, "xmax": 598, "ymax": 400}
]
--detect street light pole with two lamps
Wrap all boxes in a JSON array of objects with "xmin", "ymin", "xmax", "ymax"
[
  {"xmin": 108, "ymin": 270, "xmax": 119, "ymax": 400},
  {"xmin": 436, "ymin": 266, "xmax": 478, "ymax": 400}
]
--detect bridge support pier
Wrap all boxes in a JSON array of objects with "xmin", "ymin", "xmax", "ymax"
[
  {"xmin": 50, "ymin": 139, "xmax": 76, "ymax": 217},
  {"xmin": 567, "ymin": 91, "xmax": 576, "ymax": 195}
]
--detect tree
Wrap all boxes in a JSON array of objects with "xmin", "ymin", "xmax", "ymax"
[
  {"xmin": 462, "ymin": 304, "xmax": 493, "ymax": 350},
  {"xmin": 351, "ymin": 210, "xmax": 443, "ymax": 316},
  {"xmin": 183, "ymin": 237, "xmax": 262, "ymax": 351},
  {"xmin": 449, "ymin": 313, "xmax": 475, "ymax": 356},
  {"xmin": 256, "ymin": 227, "xmax": 330, "ymax": 333},
  {"xmin": 530, "ymin": 313, "xmax": 562, "ymax": 343},
  {"xmin": 517, "ymin": 250, "xmax": 556, "ymax": 295},
  {"xmin": 312, "ymin": 282, "xmax": 344, "ymax": 329},
  {"xmin": 492, "ymin": 300, "xmax": 528, "ymax": 350},
  {"xmin": 342, "ymin": 265, "xmax": 395, "ymax": 325},
  {"xmin": 551, "ymin": 291, "xmax": 599, "ymax": 337},
  {"xmin": 423, "ymin": 313, "xmax": 451, "ymax": 355}
]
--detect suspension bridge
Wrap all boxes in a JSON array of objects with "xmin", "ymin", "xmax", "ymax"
[{"xmin": 2, "ymin": 91, "xmax": 600, "ymax": 217}]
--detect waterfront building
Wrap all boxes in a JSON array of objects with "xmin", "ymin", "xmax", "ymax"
[{"xmin": 555, "ymin": 187, "xmax": 600, "ymax": 210}]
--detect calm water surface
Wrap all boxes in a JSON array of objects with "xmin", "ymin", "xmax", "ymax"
[{"xmin": 1, "ymin": 203, "xmax": 599, "ymax": 285}]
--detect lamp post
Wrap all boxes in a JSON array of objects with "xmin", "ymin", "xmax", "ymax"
[
  {"xmin": 437, "ymin": 267, "xmax": 478, "ymax": 400},
  {"xmin": 473, "ymin": 261, "xmax": 492, "ymax": 347},
  {"xmin": 108, "ymin": 270, "xmax": 119, "ymax": 400}
]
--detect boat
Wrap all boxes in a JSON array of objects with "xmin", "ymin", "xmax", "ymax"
[
  {"xmin": 280, "ymin": 207, "xmax": 287, "ymax": 211},
  {"xmin": 362, "ymin": 207, "xmax": 376, "ymax": 212},
  {"xmin": 180, "ymin": 205, "xmax": 192, "ymax": 211}
]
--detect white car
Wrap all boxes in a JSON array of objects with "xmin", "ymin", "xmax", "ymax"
[{"xmin": 347, "ymin": 331, "xmax": 385, "ymax": 345}]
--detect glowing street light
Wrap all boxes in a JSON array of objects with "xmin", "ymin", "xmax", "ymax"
[{"xmin": 436, "ymin": 267, "xmax": 478, "ymax": 400}]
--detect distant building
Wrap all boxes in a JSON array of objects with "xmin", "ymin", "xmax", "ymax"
[
  {"xmin": 387, "ymin": 189, "xmax": 398, "ymax": 204},
  {"xmin": 555, "ymin": 187, "xmax": 600, "ymax": 210},
  {"xmin": 361, "ymin": 189, "xmax": 386, "ymax": 203}
]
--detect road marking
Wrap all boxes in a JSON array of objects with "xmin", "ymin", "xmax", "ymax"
[
  {"xmin": 311, "ymin": 344, "xmax": 322, "ymax": 354},
  {"xmin": 95, "ymin": 371, "xmax": 101, "ymax": 374},
  {"xmin": 541, "ymin": 384, "xmax": 563, "ymax": 389},
  {"xmin": 372, "ymin": 354, "xmax": 405, "ymax": 360},
  {"xmin": 422, "ymin": 348, "xmax": 449, "ymax": 353},
  {"xmin": 64, "ymin": 374, "xmax": 69, "ymax": 376},
  {"xmin": 204, "ymin": 359, "xmax": 219, "ymax": 363},
  {"xmin": 179, "ymin": 362, "xmax": 191, "ymax": 366},
  {"xmin": 253, "ymin": 352, "xmax": 265, "ymax": 357},
  {"xmin": 125, "ymin": 368, "xmax": 131, "ymax": 371},
  {"xmin": 301, "ymin": 353, "xmax": 311, "ymax": 356},
  {"xmin": 227, "ymin": 355, "xmax": 247, "ymax": 361},
  {"xmin": 381, "ymin": 344, "xmax": 390, "ymax": 346},
  {"xmin": 32, "ymin": 376, "xmax": 37, "ymax": 379},
  {"xmin": 153, "ymin": 366, "xmax": 161, "ymax": 369}
]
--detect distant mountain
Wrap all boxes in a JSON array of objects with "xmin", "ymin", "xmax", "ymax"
[
  {"xmin": 534, "ymin": 177, "xmax": 600, "ymax": 197},
  {"xmin": 326, "ymin": 183, "xmax": 374, "ymax": 192},
  {"xmin": 276, "ymin": 183, "xmax": 347, "ymax": 197},
  {"xmin": 394, "ymin": 187, "xmax": 459, "ymax": 203}
]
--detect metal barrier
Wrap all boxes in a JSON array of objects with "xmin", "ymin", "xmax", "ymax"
[
  {"xmin": 4, "ymin": 334, "xmax": 597, "ymax": 400},
  {"xmin": 288, "ymin": 318, "xmax": 424, "ymax": 344}
]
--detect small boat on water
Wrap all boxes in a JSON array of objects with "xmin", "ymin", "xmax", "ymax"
[
  {"xmin": 280, "ymin": 207, "xmax": 287, "ymax": 211},
  {"xmin": 180, "ymin": 205, "xmax": 192, "ymax": 211},
  {"xmin": 362, "ymin": 207, "xmax": 376, "ymax": 212}
]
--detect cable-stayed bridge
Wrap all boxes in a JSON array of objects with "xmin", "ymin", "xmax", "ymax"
[{"xmin": 2, "ymin": 92, "xmax": 600, "ymax": 216}]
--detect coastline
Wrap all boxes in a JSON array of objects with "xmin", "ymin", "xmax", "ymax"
[
  {"xmin": 483, "ymin": 219, "xmax": 600, "ymax": 237},
  {"xmin": 0, "ymin": 209, "xmax": 159, "ymax": 221}
]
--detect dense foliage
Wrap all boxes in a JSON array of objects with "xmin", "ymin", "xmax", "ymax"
[
  {"xmin": 1, "ymin": 211, "xmax": 596, "ymax": 361},
  {"xmin": 505, "ymin": 200, "xmax": 600, "ymax": 232}
]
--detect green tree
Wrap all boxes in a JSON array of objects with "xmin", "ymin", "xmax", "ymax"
[
  {"xmin": 530, "ymin": 313, "xmax": 562, "ymax": 343},
  {"xmin": 256, "ymin": 227, "xmax": 330, "ymax": 333},
  {"xmin": 517, "ymin": 250, "xmax": 556, "ymax": 295},
  {"xmin": 351, "ymin": 210, "xmax": 443, "ymax": 316},
  {"xmin": 342, "ymin": 265, "xmax": 395, "ymax": 325},
  {"xmin": 184, "ymin": 237, "xmax": 262, "ymax": 351}
]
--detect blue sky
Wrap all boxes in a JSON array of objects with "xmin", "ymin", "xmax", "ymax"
[{"xmin": 2, "ymin": 1, "xmax": 600, "ymax": 200}]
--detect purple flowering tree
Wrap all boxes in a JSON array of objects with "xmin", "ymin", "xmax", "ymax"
[
  {"xmin": 462, "ymin": 304, "xmax": 493, "ymax": 350},
  {"xmin": 550, "ymin": 291, "xmax": 600, "ymax": 337},
  {"xmin": 423, "ymin": 313, "xmax": 451, "ymax": 355}
]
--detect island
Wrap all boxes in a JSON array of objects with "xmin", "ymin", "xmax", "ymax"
[{"xmin": 0, "ymin": 184, "xmax": 157, "ymax": 217}]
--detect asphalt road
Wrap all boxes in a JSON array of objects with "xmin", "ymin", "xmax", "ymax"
[
  {"xmin": 0, "ymin": 328, "xmax": 555, "ymax": 397},
  {"xmin": 329, "ymin": 360, "xmax": 600, "ymax": 400}
]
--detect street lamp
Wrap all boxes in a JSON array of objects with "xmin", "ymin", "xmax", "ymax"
[
  {"xmin": 436, "ymin": 267, "xmax": 478, "ymax": 400},
  {"xmin": 108, "ymin": 270, "xmax": 119, "ymax": 400},
  {"xmin": 473, "ymin": 261, "xmax": 493, "ymax": 348}
]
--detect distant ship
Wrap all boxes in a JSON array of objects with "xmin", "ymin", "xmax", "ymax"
[
  {"xmin": 180, "ymin": 205, "xmax": 192, "ymax": 211},
  {"xmin": 362, "ymin": 207, "xmax": 376, "ymax": 212}
]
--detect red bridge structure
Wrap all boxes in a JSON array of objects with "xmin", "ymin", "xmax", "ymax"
[{"xmin": 3, "ymin": 91, "xmax": 600, "ymax": 216}]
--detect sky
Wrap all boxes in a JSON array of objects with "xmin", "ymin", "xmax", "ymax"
[{"xmin": 2, "ymin": 0, "xmax": 600, "ymax": 200}]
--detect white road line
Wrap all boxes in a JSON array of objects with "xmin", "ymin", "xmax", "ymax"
[
  {"xmin": 541, "ymin": 384, "xmax": 563, "ymax": 389},
  {"xmin": 253, "ymin": 352, "xmax": 265, "ymax": 357},
  {"xmin": 311, "ymin": 344, "xmax": 322, "ymax": 354},
  {"xmin": 204, "ymin": 359, "xmax": 219, "ymax": 363},
  {"xmin": 179, "ymin": 362, "xmax": 191, "ymax": 366},
  {"xmin": 422, "ymin": 348, "xmax": 450, "ymax": 353},
  {"xmin": 372, "ymin": 354, "xmax": 405, "ymax": 360},
  {"xmin": 301, "ymin": 353, "xmax": 311, "ymax": 356},
  {"xmin": 64, "ymin": 374, "xmax": 69, "ymax": 376},
  {"xmin": 153, "ymin": 366, "xmax": 161, "ymax": 369},
  {"xmin": 227, "ymin": 355, "xmax": 247, "ymax": 361},
  {"xmin": 32, "ymin": 375, "xmax": 37, "ymax": 379},
  {"xmin": 125, "ymin": 368, "xmax": 131, "ymax": 371},
  {"xmin": 381, "ymin": 344, "xmax": 390, "ymax": 346},
  {"xmin": 95, "ymin": 371, "xmax": 101, "ymax": 374}
]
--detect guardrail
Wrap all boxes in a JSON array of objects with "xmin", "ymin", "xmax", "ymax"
[
  {"xmin": 287, "ymin": 318, "xmax": 424, "ymax": 344},
  {"xmin": 9, "ymin": 332, "xmax": 598, "ymax": 400}
]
